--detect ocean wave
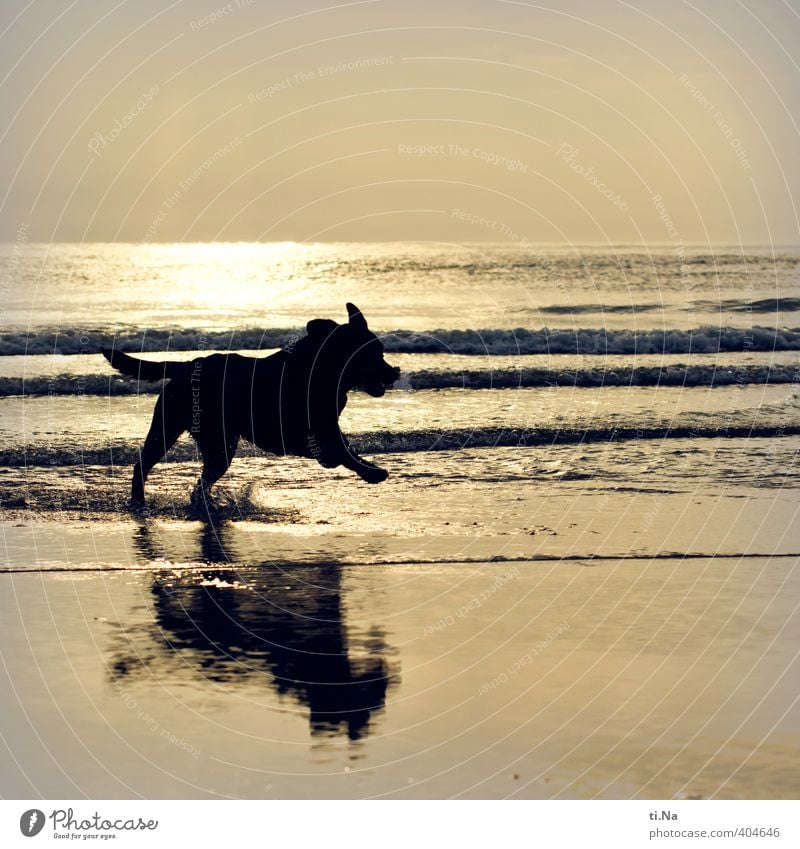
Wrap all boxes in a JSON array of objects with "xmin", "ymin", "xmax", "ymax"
[
  {"xmin": 508, "ymin": 296, "xmax": 800, "ymax": 315},
  {"xmin": 411, "ymin": 364, "xmax": 800, "ymax": 388},
  {"xmin": 0, "ymin": 376, "xmax": 160, "ymax": 396},
  {"xmin": 3, "ymin": 425, "xmax": 798, "ymax": 467},
  {"xmin": 693, "ymin": 297, "xmax": 800, "ymax": 313},
  {"xmin": 2, "ymin": 325, "xmax": 800, "ymax": 356},
  {"xmin": 4, "ymin": 363, "xmax": 799, "ymax": 397},
  {"xmin": 536, "ymin": 303, "xmax": 664, "ymax": 314}
]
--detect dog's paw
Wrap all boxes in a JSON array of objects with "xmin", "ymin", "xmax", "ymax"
[
  {"xmin": 359, "ymin": 465, "xmax": 388, "ymax": 484},
  {"xmin": 189, "ymin": 484, "xmax": 219, "ymax": 515}
]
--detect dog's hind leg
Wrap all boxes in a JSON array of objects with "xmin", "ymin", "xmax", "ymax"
[
  {"xmin": 190, "ymin": 431, "xmax": 240, "ymax": 508},
  {"xmin": 132, "ymin": 392, "xmax": 188, "ymax": 506}
]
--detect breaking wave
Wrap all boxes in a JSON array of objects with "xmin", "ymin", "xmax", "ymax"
[
  {"xmin": 713, "ymin": 297, "xmax": 800, "ymax": 313},
  {"xmin": 535, "ymin": 298, "xmax": 800, "ymax": 315},
  {"xmin": 4, "ymin": 425, "xmax": 798, "ymax": 467},
  {"xmin": 2, "ymin": 325, "xmax": 800, "ymax": 356},
  {"xmin": 4, "ymin": 363, "xmax": 800, "ymax": 396}
]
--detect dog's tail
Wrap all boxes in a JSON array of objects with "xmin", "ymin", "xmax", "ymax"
[{"xmin": 102, "ymin": 349, "xmax": 190, "ymax": 382}]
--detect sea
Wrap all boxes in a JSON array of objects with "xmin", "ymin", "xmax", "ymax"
[{"xmin": 1, "ymin": 242, "xmax": 798, "ymax": 521}]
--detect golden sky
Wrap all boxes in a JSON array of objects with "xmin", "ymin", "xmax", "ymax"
[{"xmin": 1, "ymin": 0, "xmax": 798, "ymax": 245}]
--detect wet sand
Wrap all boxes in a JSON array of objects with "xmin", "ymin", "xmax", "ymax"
[{"xmin": 1, "ymin": 503, "xmax": 798, "ymax": 799}]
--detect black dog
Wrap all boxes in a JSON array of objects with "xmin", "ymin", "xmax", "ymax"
[{"xmin": 103, "ymin": 303, "xmax": 400, "ymax": 506}]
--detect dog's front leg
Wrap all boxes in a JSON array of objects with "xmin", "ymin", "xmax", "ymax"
[
  {"xmin": 313, "ymin": 431, "xmax": 388, "ymax": 483},
  {"xmin": 342, "ymin": 450, "xmax": 388, "ymax": 484}
]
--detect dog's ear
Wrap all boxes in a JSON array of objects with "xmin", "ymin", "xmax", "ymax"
[
  {"xmin": 346, "ymin": 302, "xmax": 368, "ymax": 330},
  {"xmin": 306, "ymin": 318, "xmax": 338, "ymax": 338}
]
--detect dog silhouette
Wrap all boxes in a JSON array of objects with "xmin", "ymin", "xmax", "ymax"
[{"xmin": 103, "ymin": 303, "xmax": 400, "ymax": 506}]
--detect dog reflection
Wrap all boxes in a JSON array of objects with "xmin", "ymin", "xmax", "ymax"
[{"xmin": 113, "ymin": 522, "xmax": 395, "ymax": 741}]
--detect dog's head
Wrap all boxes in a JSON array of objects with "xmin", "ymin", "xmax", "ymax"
[{"xmin": 301, "ymin": 303, "xmax": 400, "ymax": 396}]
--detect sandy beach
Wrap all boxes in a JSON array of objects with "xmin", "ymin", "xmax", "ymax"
[{"xmin": 2, "ymin": 449, "xmax": 798, "ymax": 799}]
